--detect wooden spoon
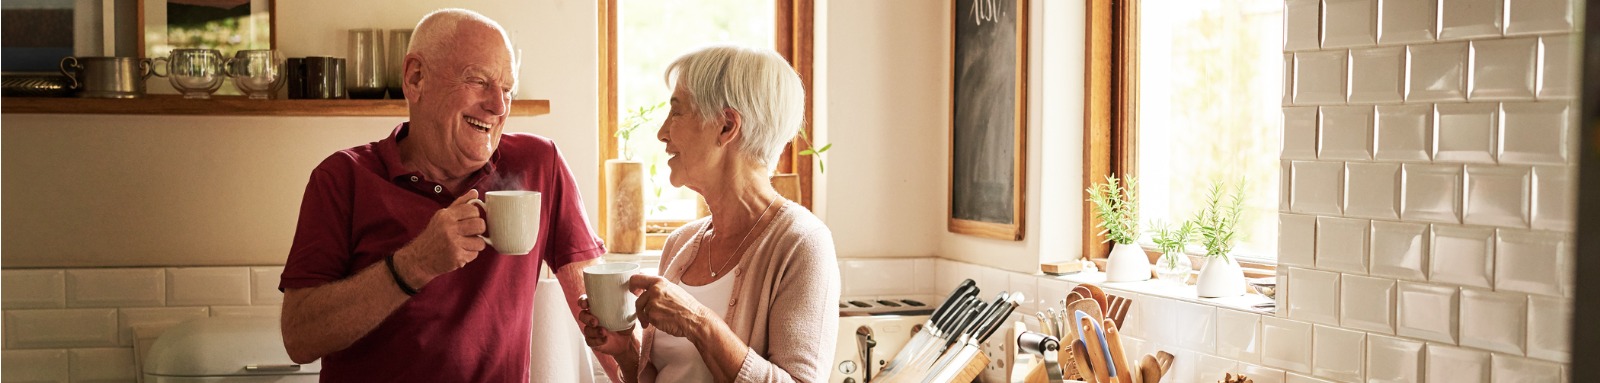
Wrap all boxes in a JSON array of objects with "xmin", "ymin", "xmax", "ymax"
[
  {"xmin": 1138, "ymin": 354, "xmax": 1161, "ymax": 383},
  {"xmin": 1071, "ymin": 340, "xmax": 1098, "ymax": 383},
  {"xmin": 1154, "ymin": 351, "xmax": 1174, "ymax": 377}
]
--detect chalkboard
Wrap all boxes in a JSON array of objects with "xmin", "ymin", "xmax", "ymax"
[{"xmin": 949, "ymin": 0, "xmax": 1027, "ymax": 241}]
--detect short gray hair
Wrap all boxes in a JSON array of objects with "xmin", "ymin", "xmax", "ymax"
[
  {"xmin": 664, "ymin": 44, "xmax": 805, "ymax": 171},
  {"xmin": 409, "ymin": 9, "xmax": 512, "ymax": 59}
]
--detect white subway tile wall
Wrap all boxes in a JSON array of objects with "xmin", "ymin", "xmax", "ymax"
[
  {"xmin": 1366, "ymin": 335, "xmax": 1425, "ymax": 382},
  {"xmin": 1527, "ymin": 294, "xmax": 1573, "ymax": 362},
  {"xmin": 1313, "ymin": 217, "xmax": 1370, "ymax": 273},
  {"xmin": 1321, "ymin": 0, "xmax": 1376, "ymax": 48},
  {"xmin": 165, "ymin": 267, "xmax": 251, "ymax": 306},
  {"xmin": 1433, "ymin": 103, "xmax": 1499, "ymax": 163},
  {"xmin": 1459, "ymin": 288, "xmax": 1528, "ymax": 355},
  {"xmin": 1291, "ymin": 161, "xmax": 1346, "ymax": 215},
  {"xmin": 1437, "ymin": 0, "xmax": 1503, "ymax": 41},
  {"xmin": 1427, "ymin": 345, "xmax": 1492, "ymax": 383},
  {"xmin": 1500, "ymin": 102, "xmax": 1572, "ymax": 165},
  {"xmin": 1373, "ymin": 104, "xmax": 1434, "ymax": 161},
  {"xmin": 770, "ymin": 11, "xmax": 1579, "ymax": 374},
  {"xmin": 1468, "ymin": 38, "xmax": 1539, "ymax": 101},
  {"xmin": 1338, "ymin": 274, "xmax": 1396, "ymax": 334},
  {"xmin": 1, "ymin": 267, "xmax": 284, "ymax": 382},
  {"xmin": 1295, "ymin": 50, "xmax": 1351, "ymax": 104},
  {"xmin": 3, "ymin": 349, "xmax": 69, "ymax": 383},
  {"xmin": 1263, "ymin": 316, "xmax": 1314, "ymax": 374},
  {"xmin": 1368, "ymin": 220, "xmax": 1430, "ymax": 281},
  {"xmin": 1349, "ymin": 47, "xmax": 1405, "ymax": 103},
  {"xmin": 68, "ymin": 347, "xmax": 136, "ymax": 383},
  {"xmin": 1286, "ymin": 268, "xmax": 1340, "ymax": 325},
  {"xmin": 1538, "ymin": 35, "xmax": 1577, "ymax": 99},
  {"xmin": 1405, "ymin": 43, "xmax": 1468, "ymax": 102},
  {"xmin": 1504, "ymin": 0, "xmax": 1574, "ymax": 36},
  {"xmin": 1463, "ymin": 165, "xmax": 1532, "ymax": 227},
  {"xmin": 1343, "ymin": 162, "xmax": 1400, "ymax": 220},
  {"xmin": 1396, "ymin": 281, "xmax": 1459, "ymax": 344},
  {"xmin": 3, "ymin": 270, "xmax": 66, "ymax": 309},
  {"xmin": 1318, "ymin": 106, "xmax": 1375, "ymax": 160},
  {"xmin": 1428, "ymin": 225, "xmax": 1495, "ymax": 288},
  {"xmin": 1311, "ymin": 325, "xmax": 1365, "ymax": 381}
]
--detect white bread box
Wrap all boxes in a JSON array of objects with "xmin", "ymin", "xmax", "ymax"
[{"xmin": 144, "ymin": 316, "xmax": 320, "ymax": 382}]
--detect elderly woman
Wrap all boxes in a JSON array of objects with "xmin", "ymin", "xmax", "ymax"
[{"xmin": 579, "ymin": 44, "xmax": 840, "ymax": 383}]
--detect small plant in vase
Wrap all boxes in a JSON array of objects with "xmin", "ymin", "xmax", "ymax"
[
  {"xmin": 606, "ymin": 102, "xmax": 666, "ymax": 254},
  {"xmin": 1150, "ymin": 220, "xmax": 1195, "ymax": 285},
  {"xmin": 1192, "ymin": 180, "xmax": 1246, "ymax": 297},
  {"xmin": 1086, "ymin": 175, "xmax": 1148, "ymax": 282}
]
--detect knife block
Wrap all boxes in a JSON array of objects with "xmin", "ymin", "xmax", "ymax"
[{"xmin": 934, "ymin": 352, "xmax": 990, "ymax": 383}]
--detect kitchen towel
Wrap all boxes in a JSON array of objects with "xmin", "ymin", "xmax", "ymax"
[{"xmin": 530, "ymin": 276, "xmax": 598, "ymax": 383}]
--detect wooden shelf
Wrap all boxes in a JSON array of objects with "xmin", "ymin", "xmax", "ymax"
[{"xmin": 1, "ymin": 96, "xmax": 549, "ymax": 117}]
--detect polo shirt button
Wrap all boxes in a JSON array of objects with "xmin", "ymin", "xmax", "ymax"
[
  {"xmin": 410, "ymin": 176, "xmax": 419, "ymax": 182},
  {"xmin": 434, "ymin": 185, "xmax": 443, "ymax": 193}
]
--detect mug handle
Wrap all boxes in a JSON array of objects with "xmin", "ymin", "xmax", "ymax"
[
  {"xmin": 150, "ymin": 57, "xmax": 169, "ymax": 78},
  {"xmin": 138, "ymin": 59, "xmax": 154, "ymax": 80},
  {"xmin": 466, "ymin": 199, "xmax": 495, "ymax": 248},
  {"xmin": 58, "ymin": 57, "xmax": 80, "ymax": 89}
]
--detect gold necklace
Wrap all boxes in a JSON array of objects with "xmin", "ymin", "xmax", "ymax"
[{"xmin": 705, "ymin": 197, "xmax": 781, "ymax": 278}]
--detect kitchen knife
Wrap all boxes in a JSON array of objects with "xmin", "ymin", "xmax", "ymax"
[
  {"xmin": 923, "ymin": 292, "xmax": 1019, "ymax": 381},
  {"xmin": 879, "ymin": 287, "xmax": 977, "ymax": 379}
]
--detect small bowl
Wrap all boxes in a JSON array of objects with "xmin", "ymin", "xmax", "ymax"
[{"xmin": 1246, "ymin": 277, "xmax": 1276, "ymax": 298}]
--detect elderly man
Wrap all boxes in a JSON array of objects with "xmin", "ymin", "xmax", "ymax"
[{"xmin": 279, "ymin": 9, "xmax": 612, "ymax": 382}]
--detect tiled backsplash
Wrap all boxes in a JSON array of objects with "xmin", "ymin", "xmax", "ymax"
[
  {"xmin": 838, "ymin": 256, "xmax": 1572, "ymax": 383},
  {"xmin": 2, "ymin": 267, "xmax": 283, "ymax": 382}
]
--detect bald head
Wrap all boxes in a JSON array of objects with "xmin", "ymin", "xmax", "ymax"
[{"xmin": 409, "ymin": 9, "xmax": 514, "ymax": 60}]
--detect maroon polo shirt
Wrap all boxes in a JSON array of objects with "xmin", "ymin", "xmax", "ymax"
[{"xmin": 280, "ymin": 124, "xmax": 604, "ymax": 382}]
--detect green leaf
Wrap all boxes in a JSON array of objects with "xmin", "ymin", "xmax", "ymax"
[
  {"xmin": 799, "ymin": 149, "xmax": 816, "ymax": 155},
  {"xmin": 817, "ymin": 143, "xmax": 832, "ymax": 152}
]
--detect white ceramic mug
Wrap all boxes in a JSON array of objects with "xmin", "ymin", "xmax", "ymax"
[
  {"xmin": 468, "ymin": 191, "xmax": 541, "ymax": 255},
  {"xmin": 583, "ymin": 262, "xmax": 640, "ymax": 331}
]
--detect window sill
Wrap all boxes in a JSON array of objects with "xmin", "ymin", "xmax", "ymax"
[{"xmin": 1047, "ymin": 269, "xmax": 1275, "ymax": 314}]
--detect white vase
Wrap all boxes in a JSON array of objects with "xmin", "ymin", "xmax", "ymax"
[
  {"xmin": 1104, "ymin": 243, "xmax": 1151, "ymax": 282},
  {"xmin": 1196, "ymin": 255, "xmax": 1245, "ymax": 298}
]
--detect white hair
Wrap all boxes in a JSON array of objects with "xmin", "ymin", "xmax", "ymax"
[
  {"xmin": 409, "ymin": 9, "xmax": 513, "ymax": 60},
  {"xmin": 664, "ymin": 44, "xmax": 805, "ymax": 171}
]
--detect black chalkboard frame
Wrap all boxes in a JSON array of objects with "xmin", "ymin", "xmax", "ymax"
[{"xmin": 948, "ymin": 0, "xmax": 1028, "ymax": 241}]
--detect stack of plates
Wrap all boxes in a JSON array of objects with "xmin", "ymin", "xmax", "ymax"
[{"xmin": 2, "ymin": 72, "xmax": 75, "ymax": 97}]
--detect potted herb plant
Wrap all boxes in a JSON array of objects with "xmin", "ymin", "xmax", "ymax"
[
  {"xmin": 1086, "ymin": 175, "xmax": 1148, "ymax": 282},
  {"xmin": 1192, "ymin": 180, "xmax": 1246, "ymax": 297},
  {"xmin": 606, "ymin": 102, "xmax": 665, "ymax": 254},
  {"xmin": 1149, "ymin": 220, "xmax": 1195, "ymax": 285}
]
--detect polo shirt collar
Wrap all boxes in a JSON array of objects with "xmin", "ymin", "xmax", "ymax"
[{"xmin": 375, "ymin": 123, "xmax": 501, "ymax": 188}]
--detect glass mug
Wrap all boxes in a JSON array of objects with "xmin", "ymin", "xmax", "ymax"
[
  {"xmin": 153, "ymin": 49, "xmax": 226, "ymax": 99},
  {"xmin": 227, "ymin": 50, "xmax": 286, "ymax": 99}
]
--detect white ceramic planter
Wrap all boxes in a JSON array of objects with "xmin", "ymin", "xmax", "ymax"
[
  {"xmin": 1104, "ymin": 243, "xmax": 1152, "ymax": 282},
  {"xmin": 1196, "ymin": 255, "xmax": 1245, "ymax": 298}
]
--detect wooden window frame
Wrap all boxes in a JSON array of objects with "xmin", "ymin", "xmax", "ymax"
[
  {"xmin": 597, "ymin": 0, "xmax": 815, "ymax": 249},
  {"xmin": 1082, "ymin": 0, "xmax": 1275, "ymax": 277}
]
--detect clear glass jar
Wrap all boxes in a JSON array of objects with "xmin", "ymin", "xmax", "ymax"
[{"xmin": 1154, "ymin": 251, "xmax": 1191, "ymax": 285}]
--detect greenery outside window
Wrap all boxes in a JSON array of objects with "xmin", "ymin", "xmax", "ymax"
[
  {"xmin": 598, "ymin": 0, "xmax": 815, "ymax": 251},
  {"xmin": 1085, "ymin": 0, "xmax": 1282, "ymax": 276}
]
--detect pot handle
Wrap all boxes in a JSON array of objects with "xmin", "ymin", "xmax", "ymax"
[
  {"xmin": 58, "ymin": 57, "xmax": 80, "ymax": 89},
  {"xmin": 150, "ymin": 57, "xmax": 169, "ymax": 78}
]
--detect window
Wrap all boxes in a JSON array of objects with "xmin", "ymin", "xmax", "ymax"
[
  {"xmin": 1086, "ymin": 0, "xmax": 1282, "ymax": 264},
  {"xmin": 599, "ymin": 0, "xmax": 814, "ymax": 250}
]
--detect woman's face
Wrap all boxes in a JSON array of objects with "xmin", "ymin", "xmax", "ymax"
[{"xmin": 656, "ymin": 86, "xmax": 729, "ymax": 190}]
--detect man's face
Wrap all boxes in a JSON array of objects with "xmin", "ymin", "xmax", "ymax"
[{"xmin": 408, "ymin": 23, "xmax": 517, "ymax": 172}]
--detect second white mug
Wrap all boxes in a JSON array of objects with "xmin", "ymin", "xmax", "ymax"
[{"xmin": 468, "ymin": 190, "xmax": 541, "ymax": 255}]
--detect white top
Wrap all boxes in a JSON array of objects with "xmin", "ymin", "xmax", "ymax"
[{"xmin": 650, "ymin": 270, "xmax": 738, "ymax": 382}]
